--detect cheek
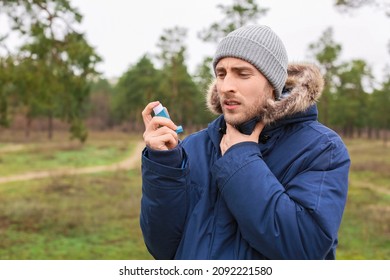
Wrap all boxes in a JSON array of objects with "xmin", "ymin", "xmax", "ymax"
[
  {"xmin": 242, "ymin": 81, "xmax": 271, "ymax": 102},
  {"xmin": 240, "ymin": 86, "xmax": 262, "ymax": 104}
]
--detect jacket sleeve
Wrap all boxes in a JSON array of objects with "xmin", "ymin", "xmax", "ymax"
[
  {"xmin": 212, "ymin": 139, "xmax": 350, "ymax": 259},
  {"xmin": 140, "ymin": 146, "xmax": 188, "ymax": 259}
]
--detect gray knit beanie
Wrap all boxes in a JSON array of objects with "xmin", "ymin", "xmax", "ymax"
[{"xmin": 212, "ymin": 25, "xmax": 288, "ymax": 99}]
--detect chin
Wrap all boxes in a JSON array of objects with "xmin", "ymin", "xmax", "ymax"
[{"xmin": 224, "ymin": 114, "xmax": 251, "ymax": 126}]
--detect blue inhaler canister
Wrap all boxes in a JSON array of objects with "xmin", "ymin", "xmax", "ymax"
[{"xmin": 153, "ymin": 104, "xmax": 184, "ymax": 134}]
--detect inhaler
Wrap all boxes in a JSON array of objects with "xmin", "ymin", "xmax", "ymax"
[{"xmin": 153, "ymin": 104, "xmax": 184, "ymax": 134}]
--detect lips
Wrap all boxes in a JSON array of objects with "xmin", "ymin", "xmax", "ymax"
[{"xmin": 223, "ymin": 99, "xmax": 241, "ymax": 110}]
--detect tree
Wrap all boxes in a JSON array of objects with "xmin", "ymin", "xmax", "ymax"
[
  {"xmin": 113, "ymin": 55, "xmax": 162, "ymax": 131},
  {"xmin": 193, "ymin": 57, "xmax": 214, "ymax": 94},
  {"xmin": 308, "ymin": 27, "xmax": 342, "ymax": 126},
  {"xmin": 333, "ymin": 0, "xmax": 390, "ymax": 141},
  {"xmin": 161, "ymin": 50, "xmax": 208, "ymax": 127},
  {"xmin": 0, "ymin": 0, "xmax": 101, "ymax": 142},
  {"xmin": 198, "ymin": 0, "xmax": 268, "ymax": 43},
  {"xmin": 334, "ymin": 0, "xmax": 390, "ymax": 16},
  {"xmin": 156, "ymin": 27, "xmax": 203, "ymax": 128},
  {"xmin": 369, "ymin": 73, "xmax": 390, "ymax": 143},
  {"xmin": 0, "ymin": 56, "xmax": 15, "ymax": 127},
  {"xmin": 87, "ymin": 78, "xmax": 114, "ymax": 130},
  {"xmin": 333, "ymin": 60, "xmax": 373, "ymax": 137}
]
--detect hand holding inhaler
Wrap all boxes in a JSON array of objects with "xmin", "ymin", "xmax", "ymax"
[
  {"xmin": 153, "ymin": 103, "xmax": 183, "ymax": 134},
  {"xmin": 142, "ymin": 101, "xmax": 182, "ymax": 151}
]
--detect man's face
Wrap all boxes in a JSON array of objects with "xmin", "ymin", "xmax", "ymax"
[{"xmin": 215, "ymin": 57, "xmax": 274, "ymax": 126}]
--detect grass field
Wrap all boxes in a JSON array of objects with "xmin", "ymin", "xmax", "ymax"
[
  {"xmin": 0, "ymin": 170, "xmax": 152, "ymax": 259},
  {"xmin": 0, "ymin": 132, "xmax": 138, "ymax": 176},
  {"xmin": 0, "ymin": 133, "xmax": 388, "ymax": 259},
  {"xmin": 337, "ymin": 139, "xmax": 390, "ymax": 259}
]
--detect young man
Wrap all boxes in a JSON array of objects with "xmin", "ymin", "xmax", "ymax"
[{"xmin": 140, "ymin": 25, "xmax": 350, "ymax": 259}]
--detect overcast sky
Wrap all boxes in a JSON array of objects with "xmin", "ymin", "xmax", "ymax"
[{"xmin": 69, "ymin": 0, "xmax": 389, "ymax": 82}]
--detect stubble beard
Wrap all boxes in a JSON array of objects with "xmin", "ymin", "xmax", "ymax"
[
  {"xmin": 223, "ymin": 100, "xmax": 263, "ymax": 126},
  {"xmin": 222, "ymin": 92, "xmax": 271, "ymax": 126}
]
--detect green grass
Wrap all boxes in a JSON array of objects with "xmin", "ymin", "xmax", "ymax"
[
  {"xmin": 0, "ymin": 170, "xmax": 152, "ymax": 260},
  {"xmin": 336, "ymin": 139, "xmax": 390, "ymax": 259}
]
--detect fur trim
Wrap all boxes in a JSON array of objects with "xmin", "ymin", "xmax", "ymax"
[{"xmin": 206, "ymin": 63, "xmax": 324, "ymax": 125}]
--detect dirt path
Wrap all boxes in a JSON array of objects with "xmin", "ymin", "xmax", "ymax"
[
  {"xmin": 0, "ymin": 141, "xmax": 145, "ymax": 184},
  {"xmin": 0, "ymin": 144, "xmax": 26, "ymax": 152}
]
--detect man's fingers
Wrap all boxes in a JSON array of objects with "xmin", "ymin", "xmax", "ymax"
[
  {"xmin": 142, "ymin": 101, "xmax": 160, "ymax": 127},
  {"xmin": 144, "ymin": 127, "xmax": 178, "ymax": 150},
  {"xmin": 144, "ymin": 116, "xmax": 178, "ymax": 134},
  {"xmin": 152, "ymin": 125, "xmax": 179, "ymax": 140}
]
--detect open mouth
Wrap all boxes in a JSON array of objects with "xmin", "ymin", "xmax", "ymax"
[{"xmin": 223, "ymin": 100, "xmax": 241, "ymax": 110}]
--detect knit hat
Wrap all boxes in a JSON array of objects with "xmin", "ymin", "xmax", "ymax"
[{"xmin": 212, "ymin": 25, "xmax": 288, "ymax": 99}]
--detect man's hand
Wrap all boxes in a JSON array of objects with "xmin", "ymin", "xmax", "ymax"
[
  {"xmin": 220, "ymin": 122, "xmax": 264, "ymax": 156},
  {"xmin": 142, "ymin": 101, "xmax": 180, "ymax": 150}
]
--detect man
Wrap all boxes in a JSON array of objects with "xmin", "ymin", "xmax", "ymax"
[{"xmin": 140, "ymin": 25, "xmax": 350, "ymax": 259}]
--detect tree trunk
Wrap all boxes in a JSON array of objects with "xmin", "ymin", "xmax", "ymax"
[
  {"xmin": 25, "ymin": 114, "xmax": 32, "ymax": 139},
  {"xmin": 375, "ymin": 128, "xmax": 380, "ymax": 140},
  {"xmin": 47, "ymin": 113, "xmax": 53, "ymax": 140},
  {"xmin": 367, "ymin": 126, "xmax": 373, "ymax": 139}
]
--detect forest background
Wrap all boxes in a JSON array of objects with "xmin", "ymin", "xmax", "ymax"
[{"xmin": 0, "ymin": 0, "xmax": 389, "ymax": 260}]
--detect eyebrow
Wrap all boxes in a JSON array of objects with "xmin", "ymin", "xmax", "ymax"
[
  {"xmin": 232, "ymin": 66, "xmax": 254, "ymax": 72},
  {"xmin": 215, "ymin": 65, "xmax": 255, "ymax": 73}
]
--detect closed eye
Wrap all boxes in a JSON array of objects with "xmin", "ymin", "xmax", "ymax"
[
  {"xmin": 238, "ymin": 72, "xmax": 252, "ymax": 78},
  {"xmin": 216, "ymin": 72, "xmax": 226, "ymax": 79}
]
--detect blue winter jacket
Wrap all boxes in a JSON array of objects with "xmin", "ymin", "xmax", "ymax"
[{"xmin": 140, "ymin": 64, "xmax": 350, "ymax": 260}]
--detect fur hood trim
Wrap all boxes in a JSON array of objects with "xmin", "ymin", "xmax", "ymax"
[{"xmin": 206, "ymin": 63, "xmax": 324, "ymax": 125}]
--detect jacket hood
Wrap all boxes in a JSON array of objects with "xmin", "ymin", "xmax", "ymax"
[{"xmin": 206, "ymin": 63, "xmax": 324, "ymax": 125}]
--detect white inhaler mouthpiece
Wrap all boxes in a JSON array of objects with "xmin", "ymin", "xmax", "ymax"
[{"xmin": 153, "ymin": 103, "xmax": 183, "ymax": 134}]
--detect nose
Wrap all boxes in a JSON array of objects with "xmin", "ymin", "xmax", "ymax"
[{"xmin": 218, "ymin": 73, "xmax": 237, "ymax": 94}]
